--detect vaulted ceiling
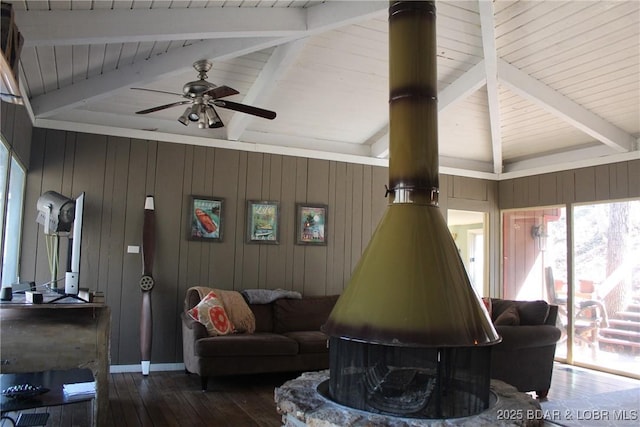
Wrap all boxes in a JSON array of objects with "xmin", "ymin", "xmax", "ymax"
[{"xmin": 7, "ymin": 0, "xmax": 640, "ymax": 180}]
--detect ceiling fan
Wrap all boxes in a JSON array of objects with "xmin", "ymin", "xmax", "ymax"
[{"xmin": 133, "ymin": 59, "xmax": 276, "ymax": 129}]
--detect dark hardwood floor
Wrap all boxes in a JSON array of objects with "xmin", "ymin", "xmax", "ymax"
[
  {"xmin": 106, "ymin": 370, "xmax": 291, "ymax": 426},
  {"xmin": 1, "ymin": 364, "xmax": 638, "ymax": 427}
]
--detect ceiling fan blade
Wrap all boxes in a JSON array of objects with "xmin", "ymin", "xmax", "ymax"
[
  {"xmin": 131, "ymin": 87, "xmax": 183, "ymax": 97},
  {"xmin": 212, "ymin": 100, "xmax": 277, "ymax": 120},
  {"xmin": 136, "ymin": 100, "xmax": 192, "ymax": 115},
  {"xmin": 140, "ymin": 195, "xmax": 156, "ymax": 376},
  {"xmin": 204, "ymin": 85, "xmax": 239, "ymax": 99}
]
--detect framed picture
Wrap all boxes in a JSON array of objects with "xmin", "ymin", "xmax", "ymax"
[
  {"xmin": 246, "ymin": 200, "xmax": 280, "ymax": 244},
  {"xmin": 189, "ymin": 196, "xmax": 224, "ymax": 241},
  {"xmin": 296, "ymin": 204, "xmax": 328, "ymax": 245}
]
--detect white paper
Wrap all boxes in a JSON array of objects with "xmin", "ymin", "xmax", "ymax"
[{"xmin": 63, "ymin": 381, "xmax": 96, "ymax": 396}]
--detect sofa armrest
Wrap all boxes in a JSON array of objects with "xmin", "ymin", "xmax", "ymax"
[
  {"xmin": 181, "ymin": 311, "xmax": 208, "ymax": 340},
  {"xmin": 181, "ymin": 310, "xmax": 207, "ymax": 376},
  {"xmin": 184, "ymin": 287, "xmax": 205, "ymax": 311},
  {"xmin": 494, "ymin": 325, "xmax": 561, "ymax": 350}
]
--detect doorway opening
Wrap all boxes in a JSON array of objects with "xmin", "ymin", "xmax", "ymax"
[{"xmin": 448, "ymin": 210, "xmax": 487, "ymax": 297}]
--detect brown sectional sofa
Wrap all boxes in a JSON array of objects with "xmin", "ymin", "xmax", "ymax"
[
  {"xmin": 182, "ymin": 290, "xmax": 561, "ymax": 397},
  {"xmin": 181, "ymin": 288, "xmax": 338, "ymax": 391}
]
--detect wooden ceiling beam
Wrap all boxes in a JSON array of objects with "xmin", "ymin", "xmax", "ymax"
[
  {"xmin": 501, "ymin": 144, "xmax": 638, "ymax": 179},
  {"xmin": 227, "ymin": 38, "xmax": 308, "ymax": 141},
  {"xmin": 498, "ymin": 59, "xmax": 635, "ymax": 153},
  {"xmin": 370, "ymin": 133, "xmax": 389, "ymax": 159},
  {"xmin": 16, "ymin": 1, "xmax": 387, "ymax": 47},
  {"xmin": 15, "ymin": 8, "xmax": 307, "ymax": 46},
  {"xmin": 439, "ymin": 60, "xmax": 487, "ymax": 114},
  {"xmin": 478, "ymin": 0, "xmax": 503, "ymax": 175}
]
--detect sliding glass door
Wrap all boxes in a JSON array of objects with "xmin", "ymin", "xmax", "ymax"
[
  {"xmin": 571, "ymin": 201, "xmax": 639, "ymax": 375},
  {"xmin": 502, "ymin": 200, "xmax": 639, "ymax": 378}
]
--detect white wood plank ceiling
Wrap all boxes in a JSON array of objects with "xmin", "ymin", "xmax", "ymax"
[{"xmin": 7, "ymin": 0, "xmax": 640, "ymax": 180}]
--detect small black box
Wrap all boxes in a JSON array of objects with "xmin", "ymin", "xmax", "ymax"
[{"xmin": 25, "ymin": 291, "xmax": 43, "ymax": 304}]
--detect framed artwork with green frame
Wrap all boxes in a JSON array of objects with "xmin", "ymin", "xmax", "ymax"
[{"xmin": 246, "ymin": 200, "xmax": 280, "ymax": 244}]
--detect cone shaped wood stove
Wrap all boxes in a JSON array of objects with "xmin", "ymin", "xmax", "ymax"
[{"xmin": 321, "ymin": 1, "xmax": 500, "ymax": 419}]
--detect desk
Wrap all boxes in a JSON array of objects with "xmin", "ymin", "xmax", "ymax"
[{"xmin": 0, "ymin": 299, "xmax": 110, "ymax": 426}]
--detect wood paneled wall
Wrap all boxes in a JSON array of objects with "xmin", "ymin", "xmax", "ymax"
[
  {"xmin": 20, "ymin": 129, "xmax": 500, "ymax": 365},
  {"xmin": 20, "ymin": 130, "xmax": 393, "ymax": 365},
  {"xmin": 499, "ymin": 160, "xmax": 640, "ymax": 209}
]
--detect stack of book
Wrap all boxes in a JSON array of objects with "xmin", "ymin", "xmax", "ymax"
[
  {"xmin": 63, "ymin": 381, "xmax": 95, "ymax": 397},
  {"xmin": 78, "ymin": 288, "xmax": 105, "ymax": 303},
  {"xmin": 92, "ymin": 291, "xmax": 105, "ymax": 303}
]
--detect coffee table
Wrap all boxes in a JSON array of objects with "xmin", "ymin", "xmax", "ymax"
[{"xmin": 1, "ymin": 368, "xmax": 95, "ymax": 425}]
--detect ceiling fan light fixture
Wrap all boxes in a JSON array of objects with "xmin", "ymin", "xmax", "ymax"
[
  {"xmin": 178, "ymin": 107, "xmax": 191, "ymax": 126},
  {"xmin": 205, "ymin": 106, "xmax": 221, "ymax": 128},
  {"xmin": 134, "ymin": 60, "xmax": 276, "ymax": 129},
  {"xmin": 188, "ymin": 104, "xmax": 201, "ymax": 122}
]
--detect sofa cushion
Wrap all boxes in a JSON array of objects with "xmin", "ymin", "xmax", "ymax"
[
  {"xmin": 273, "ymin": 295, "xmax": 339, "ymax": 333},
  {"xmin": 517, "ymin": 300, "xmax": 550, "ymax": 325},
  {"xmin": 494, "ymin": 303, "xmax": 520, "ymax": 326},
  {"xmin": 283, "ymin": 331, "xmax": 329, "ymax": 353},
  {"xmin": 195, "ymin": 333, "xmax": 298, "ymax": 357},
  {"xmin": 187, "ymin": 291, "xmax": 234, "ymax": 336},
  {"xmin": 250, "ymin": 304, "xmax": 274, "ymax": 332}
]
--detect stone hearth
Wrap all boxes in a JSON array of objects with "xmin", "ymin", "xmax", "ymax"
[{"xmin": 275, "ymin": 371, "xmax": 543, "ymax": 427}]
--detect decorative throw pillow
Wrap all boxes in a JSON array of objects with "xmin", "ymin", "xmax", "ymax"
[
  {"xmin": 494, "ymin": 304, "xmax": 520, "ymax": 326},
  {"xmin": 187, "ymin": 291, "xmax": 234, "ymax": 336}
]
